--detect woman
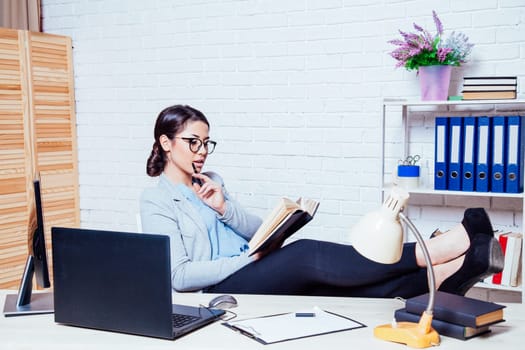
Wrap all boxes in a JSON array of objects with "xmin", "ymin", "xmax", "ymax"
[{"xmin": 140, "ymin": 104, "xmax": 504, "ymax": 298}]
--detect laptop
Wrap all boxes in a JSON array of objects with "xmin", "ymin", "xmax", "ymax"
[{"xmin": 51, "ymin": 227, "xmax": 224, "ymax": 339}]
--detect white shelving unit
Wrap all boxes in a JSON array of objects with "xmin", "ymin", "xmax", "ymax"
[{"xmin": 381, "ymin": 98, "xmax": 525, "ymax": 302}]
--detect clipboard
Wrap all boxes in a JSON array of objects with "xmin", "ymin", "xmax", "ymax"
[{"xmin": 222, "ymin": 309, "xmax": 366, "ymax": 345}]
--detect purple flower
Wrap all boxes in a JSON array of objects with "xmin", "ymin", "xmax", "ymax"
[
  {"xmin": 399, "ymin": 30, "xmax": 419, "ymax": 43},
  {"xmin": 387, "ymin": 10, "xmax": 473, "ymax": 71},
  {"xmin": 422, "ymin": 30, "xmax": 435, "ymax": 47},
  {"xmin": 413, "ymin": 23, "xmax": 424, "ymax": 32},
  {"xmin": 437, "ymin": 47, "xmax": 452, "ymax": 62},
  {"xmin": 432, "ymin": 10, "xmax": 443, "ymax": 35},
  {"xmin": 388, "ymin": 39, "xmax": 406, "ymax": 46}
]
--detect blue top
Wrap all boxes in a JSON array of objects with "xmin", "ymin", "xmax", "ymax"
[{"xmin": 177, "ymin": 184, "xmax": 249, "ymax": 259}]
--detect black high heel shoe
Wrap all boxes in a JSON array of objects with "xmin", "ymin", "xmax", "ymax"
[
  {"xmin": 438, "ymin": 234, "xmax": 504, "ymax": 296},
  {"xmin": 429, "ymin": 208, "xmax": 494, "ymax": 239},
  {"xmin": 462, "ymin": 208, "xmax": 494, "ymax": 241}
]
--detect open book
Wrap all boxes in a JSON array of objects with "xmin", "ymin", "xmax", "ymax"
[{"xmin": 248, "ymin": 197, "xmax": 320, "ymax": 256}]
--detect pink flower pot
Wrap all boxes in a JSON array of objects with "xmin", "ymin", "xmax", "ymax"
[{"xmin": 418, "ymin": 65, "xmax": 452, "ymax": 101}]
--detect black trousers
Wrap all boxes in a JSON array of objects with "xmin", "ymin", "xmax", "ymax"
[{"xmin": 204, "ymin": 239, "xmax": 430, "ymax": 298}]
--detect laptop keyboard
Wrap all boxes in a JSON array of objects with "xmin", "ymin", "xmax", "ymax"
[{"xmin": 172, "ymin": 313, "xmax": 201, "ymax": 329}]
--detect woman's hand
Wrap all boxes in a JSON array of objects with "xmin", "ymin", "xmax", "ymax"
[
  {"xmin": 251, "ymin": 252, "xmax": 264, "ymax": 261},
  {"xmin": 192, "ymin": 174, "xmax": 227, "ymax": 215}
]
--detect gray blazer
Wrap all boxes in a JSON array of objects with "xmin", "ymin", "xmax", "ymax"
[{"xmin": 140, "ymin": 172, "xmax": 262, "ymax": 292}]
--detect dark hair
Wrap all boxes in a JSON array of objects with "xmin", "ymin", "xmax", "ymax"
[{"xmin": 146, "ymin": 105, "xmax": 209, "ymax": 177}]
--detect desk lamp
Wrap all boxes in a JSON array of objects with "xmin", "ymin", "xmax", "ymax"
[{"xmin": 347, "ymin": 186, "xmax": 440, "ymax": 348}]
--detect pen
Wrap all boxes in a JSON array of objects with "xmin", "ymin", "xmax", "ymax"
[
  {"xmin": 191, "ymin": 162, "xmax": 203, "ymax": 186},
  {"xmin": 295, "ymin": 312, "xmax": 315, "ymax": 317},
  {"xmin": 230, "ymin": 325, "xmax": 257, "ymax": 339}
]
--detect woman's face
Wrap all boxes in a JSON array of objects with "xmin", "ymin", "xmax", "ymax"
[{"xmin": 161, "ymin": 120, "xmax": 211, "ymax": 178}]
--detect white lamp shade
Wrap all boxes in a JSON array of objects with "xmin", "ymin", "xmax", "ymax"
[
  {"xmin": 346, "ymin": 186, "xmax": 409, "ymax": 264},
  {"xmin": 347, "ymin": 209, "xmax": 404, "ymax": 264}
]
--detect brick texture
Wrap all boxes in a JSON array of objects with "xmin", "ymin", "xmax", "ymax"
[{"xmin": 41, "ymin": 0, "xmax": 525, "ymax": 241}]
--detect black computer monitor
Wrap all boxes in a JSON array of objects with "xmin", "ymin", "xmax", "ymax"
[{"xmin": 3, "ymin": 178, "xmax": 54, "ymax": 316}]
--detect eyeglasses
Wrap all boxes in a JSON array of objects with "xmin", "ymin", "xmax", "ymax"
[{"xmin": 175, "ymin": 137, "xmax": 217, "ymax": 154}]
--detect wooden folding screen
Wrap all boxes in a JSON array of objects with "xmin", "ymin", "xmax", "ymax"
[{"xmin": 0, "ymin": 28, "xmax": 79, "ymax": 289}]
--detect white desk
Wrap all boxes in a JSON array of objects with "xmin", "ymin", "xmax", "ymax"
[{"xmin": 1, "ymin": 290, "xmax": 523, "ymax": 350}]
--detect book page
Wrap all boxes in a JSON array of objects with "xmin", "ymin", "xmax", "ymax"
[
  {"xmin": 298, "ymin": 197, "xmax": 320, "ymax": 216},
  {"xmin": 509, "ymin": 233, "xmax": 523, "ymax": 287},
  {"xmin": 248, "ymin": 198, "xmax": 299, "ymax": 251},
  {"xmin": 248, "ymin": 210, "xmax": 299, "ymax": 253}
]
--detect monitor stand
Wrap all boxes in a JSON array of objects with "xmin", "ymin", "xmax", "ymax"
[
  {"xmin": 2, "ymin": 255, "xmax": 54, "ymax": 317},
  {"xmin": 3, "ymin": 292, "xmax": 54, "ymax": 317}
]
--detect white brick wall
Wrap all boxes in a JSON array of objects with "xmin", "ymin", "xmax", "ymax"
[{"xmin": 41, "ymin": 0, "xmax": 525, "ymax": 241}]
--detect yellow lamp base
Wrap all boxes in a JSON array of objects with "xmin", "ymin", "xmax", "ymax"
[{"xmin": 374, "ymin": 312, "xmax": 440, "ymax": 348}]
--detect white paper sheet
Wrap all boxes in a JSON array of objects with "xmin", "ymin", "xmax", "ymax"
[{"xmin": 223, "ymin": 308, "xmax": 366, "ymax": 344}]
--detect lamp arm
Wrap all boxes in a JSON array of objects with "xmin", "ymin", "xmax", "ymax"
[{"xmin": 399, "ymin": 212, "xmax": 436, "ymax": 314}]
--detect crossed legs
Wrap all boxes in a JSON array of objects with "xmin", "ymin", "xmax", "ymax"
[
  {"xmin": 414, "ymin": 208, "xmax": 503, "ymax": 295},
  {"xmin": 414, "ymin": 224, "xmax": 469, "ymax": 288}
]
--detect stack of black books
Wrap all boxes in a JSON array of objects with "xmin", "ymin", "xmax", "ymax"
[
  {"xmin": 395, "ymin": 291, "xmax": 506, "ymax": 340},
  {"xmin": 462, "ymin": 76, "xmax": 517, "ymax": 100}
]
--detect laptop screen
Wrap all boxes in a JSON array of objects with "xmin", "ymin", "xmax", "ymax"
[{"xmin": 52, "ymin": 227, "xmax": 175, "ymax": 339}]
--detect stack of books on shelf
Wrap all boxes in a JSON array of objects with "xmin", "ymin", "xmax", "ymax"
[
  {"xmin": 462, "ymin": 76, "xmax": 517, "ymax": 100},
  {"xmin": 490, "ymin": 231, "xmax": 523, "ymax": 287},
  {"xmin": 434, "ymin": 115, "xmax": 525, "ymax": 193},
  {"xmin": 395, "ymin": 291, "xmax": 506, "ymax": 340}
]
